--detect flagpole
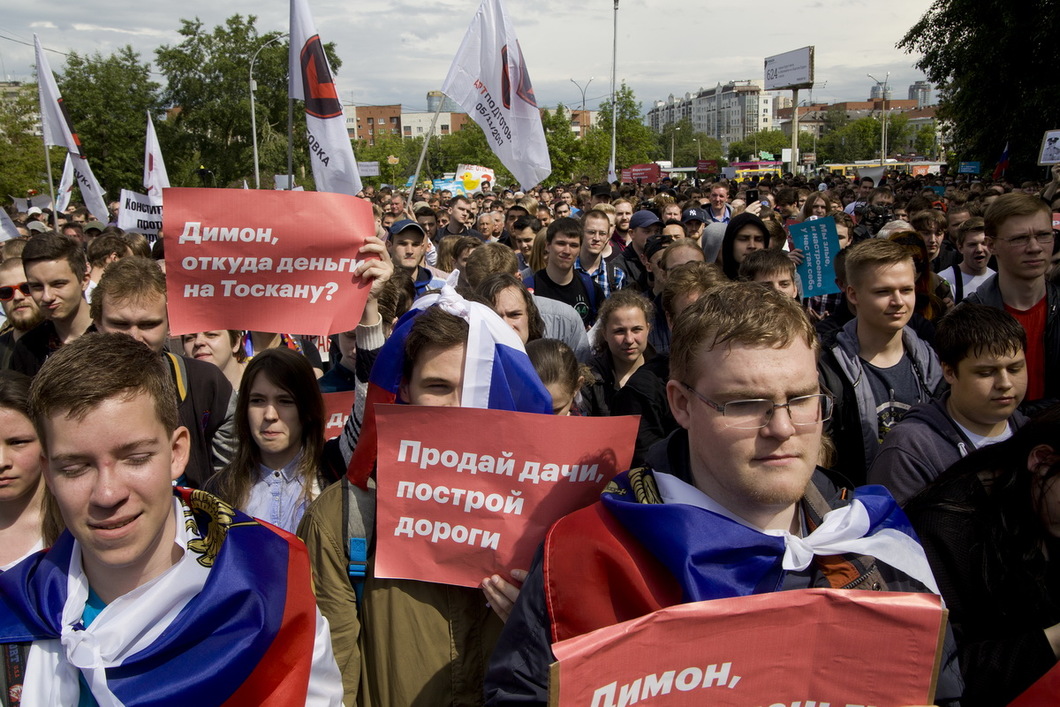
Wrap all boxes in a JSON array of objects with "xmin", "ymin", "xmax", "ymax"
[
  {"xmin": 287, "ymin": 98, "xmax": 295, "ymax": 190},
  {"xmin": 43, "ymin": 142, "xmax": 58, "ymax": 230},
  {"xmin": 410, "ymin": 101, "xmax": 445, "ymax": 199},
  {"xmin": 609, "ymin": 0, "xmax": 619, "ymax": 183}
]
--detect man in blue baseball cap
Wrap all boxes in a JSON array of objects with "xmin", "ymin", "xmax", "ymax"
[{"xmin": 387, "ymin": 219, "xmax": 447, "ymax": 296}]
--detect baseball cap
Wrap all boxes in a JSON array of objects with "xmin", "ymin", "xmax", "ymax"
[
  {"xmin": 26, "ymin": 221, "xmax": 47, "ymax": 233},
  {"xmin": 388, "ymin": 219, "xmax": 426, "ymax": 240},
  {"xmin": 629, "ymin": 210, "xmax": 661, "ymax": 230},
  {"xmin": 26, "ymin": 206, "xmax": 42, "ymax": 216},
  {"xmin": 681, "ymin": 207, "xmax": 707, "ymax": 224}
]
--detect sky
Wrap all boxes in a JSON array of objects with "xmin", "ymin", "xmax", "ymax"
[{"xmin": 3, "ymin": 0, "xmax": 933, "ymax": 116}]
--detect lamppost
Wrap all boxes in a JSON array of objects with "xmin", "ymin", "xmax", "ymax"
[
  {"xmin": 250, "ymin": 33, "xmax": 287, "ymax": 190},
  {"xmin": 608, "ymin": 0, "xmax": 619, "ymax": 182},
  {"xmin": 670, "ymin": 125, "xmax": 681, "ymax": 166},
  {"xmin": 867, "ymin": 72, "xmax": 890, "ymax": 168},
  {"xmin": 570, "ymin": 76, "xmax": 593, "ymax": 139},
  {"xmin": 692, "ymin": 137, "xmax": 701, "ymax": 160}
]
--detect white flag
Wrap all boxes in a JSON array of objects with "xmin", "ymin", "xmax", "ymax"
[
  {"xmin": 441, "ymin": 0, "xmax": 551, "ymax": 190},
  {"xmin": 34, "ymin": 34, "xmax": 109, "ymax": 221},
  {"xmin": 143, "ymin": 112, "xmax": 170, "ymax": 198},
  {"xmin": 0, "ymin": 210, "xmax": 19, "ymax": 242},
  {"xmin": 56, "ymin": 153, "xmax": 75, "ymax": 213},
  {"xmin": 289, "ymin": 0, "xmax": 362, "ymax": 196}
]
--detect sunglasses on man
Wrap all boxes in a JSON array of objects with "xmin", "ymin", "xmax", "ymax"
[{"xmin": 0, "ymin": 283, "xmax": 31, "ymax": 301}]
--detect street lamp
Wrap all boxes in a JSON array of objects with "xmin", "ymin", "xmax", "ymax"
[
  {"xmin": 608, "ymin": 0, "xmax": 619, "ymax": 183},
  {"xmin": 867, "ymin": 72, "xmax": 890, "ymax": 168},
  {"xmin": 670, "ymin": 125, "xmax": 681, "ymax": 166},
  {"xmin": 250, "ymin": 33, "xmax": 288, "ymax": 190},
  {"xmin": 570, "ymin": 76, "xmax": 593, "ymax": 139},
  {"xmin": 692, "ymin": 137, "xmax": 701, "ymax": 160}
]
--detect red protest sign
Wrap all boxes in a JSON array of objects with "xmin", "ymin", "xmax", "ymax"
[
  {"xmin": 696, "ymin": 159, "xmax": 718, "ymax": 174},
  {"xmin": 163, "ymin": 187, "xmax": 376, "ymax": 336},
  {"xmin": 322, "ymin": 391, "xmax": 355, "ymax": 440},
  {"xmin": 550, "ymin": 589, "xmax": 947, "ymax": 707},
  {"xmin": 621, "ymin": 163, "xmax": 662, "ymax": 184},
  {"xmin": 374, "ymin": 406, "xmax": 638, "ymax": 587}
]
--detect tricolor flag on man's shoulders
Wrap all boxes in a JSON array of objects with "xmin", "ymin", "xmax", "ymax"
[
  {"xmin": 441, "ymin": 0, "xmax": 551, "ymax": 190},
  {"xmin": 289, "ymin": 0, "xmax": 362, "ymax": 196},
  {"xmin": 992, "ymin": 142, "xmax": 1010, "ymax": 180},
  {"xmin": 144, "ymin": 111, "xmax": 170, "ymax": 199},
  {"xmin": 34, "ymin": 34, "xmax": 109, "ymax": 221}
]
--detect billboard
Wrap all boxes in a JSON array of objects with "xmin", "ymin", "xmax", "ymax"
[{"xmin": 764, "ymin": 47, "xmax": 814, "ymax": 91}]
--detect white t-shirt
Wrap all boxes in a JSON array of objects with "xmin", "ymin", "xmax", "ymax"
[
  {"xmin": 940, "ymin": 265, "xmax": 995, "ymax": 301},
  {"xmin": 954, "ymin": 419, "xmax": 1014, "ymax": 450}
]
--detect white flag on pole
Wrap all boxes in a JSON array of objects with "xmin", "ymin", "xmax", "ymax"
[
  {"xmin": 289, "ymin": 0, "xmax": 362, "ymax": 196},
  {"xmin": 144, "ymin": 112, "xmax": 170, "ymax": 198},
  {"xmin": 34, "ymin": 34, "xmax": 109, "ymax": 221},
  {"xmin": 441, "ymin": 0, "xmax": 551, "ymax": 190},
  {"xmin": 56, "ymin": 153, "xmax": 75, "ymax": 213}
]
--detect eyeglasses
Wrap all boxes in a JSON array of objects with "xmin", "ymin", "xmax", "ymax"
[
  {"xmin": 997, "ymin": 232, "xmax": 1054, "ymax": 249},
  {"xmin": 682, "ymin": 384, "xmax": 833, "ymax": 429},
  {"xmin": 0, "ymin": 283, "xmax": 31, "ymax": 301}
]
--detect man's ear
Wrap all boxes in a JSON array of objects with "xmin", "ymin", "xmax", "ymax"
[
  {"xmin": 942, "ymin": 362, "xmax": 958, "ymax": 387},
  {"xmin": 666, "ymin": 380, "xmax": 692, "ymax": 431},
  {"xmin": 170, "ymin": 426, "xmax": 191, "ymax": 482},
  {"xmin": 845, "ymin": 282, "xmax": 859, "ymax": 308}
]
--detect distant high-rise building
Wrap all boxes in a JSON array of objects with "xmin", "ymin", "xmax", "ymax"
[
  {"xmin": 908, "ymin": 80, "xmax": 933, "ymax": 108},
  {"xmin": 646, "ymin": 80, "xmax": 773, "ymax": 153},
  {"xmin": 869, "ymin": 83, "xmax": 893, "ymax": 102},
  {"xmin": 427, "ymin": 90, "xmax": 461, "ymax": 113}
]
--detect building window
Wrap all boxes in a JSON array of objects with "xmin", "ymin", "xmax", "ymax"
[{"xmin": 367, "ymin": 117, "xmax": 374, "ymax": 125}]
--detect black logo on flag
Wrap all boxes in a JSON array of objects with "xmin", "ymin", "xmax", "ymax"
[
  {"xmin": 500, "ymin": 43, "xmax": 537, "ymax": 111},
  {"xmin": 300, "ymin": 35, "xmax": 342, "ymax": 119},
  {"xmin": 58, "ymin": 98, "xmax": 86, "ymax": 158}
]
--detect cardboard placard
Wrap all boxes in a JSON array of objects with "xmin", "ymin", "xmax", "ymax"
[
  {"xmin": 374, "ymin": 406, "xmax": 638, "ymax": 586},
  {"xmin": 163, "ymin": 187, "xmax": 376, "ymax": 336},
  {"xmin": 550, "ymin": 589, "xmax": 947, "ymax": 707}
]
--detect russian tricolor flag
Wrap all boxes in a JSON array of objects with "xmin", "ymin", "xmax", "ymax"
[{"xmin": 992, "ymin": 142, "xmax": 1010, "ymax": 180}]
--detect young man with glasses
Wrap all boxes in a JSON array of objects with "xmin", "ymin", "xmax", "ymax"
[
  {"xmin": 966, "ymin": 192, "xmax": 1058, "ymax": 408},
  {"xmin": 484, "ymin": 281, "xmax": 962, "ymax": 705},
  {"xmin": 575, "ymin": 210, "xmax": 627, "ymax": 298}
]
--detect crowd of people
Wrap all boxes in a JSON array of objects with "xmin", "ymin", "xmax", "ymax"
[{"xmin": 1, "ymin": 162, "xmax": 1060, "ymax": 705}]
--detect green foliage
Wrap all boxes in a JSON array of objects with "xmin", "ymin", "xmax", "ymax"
[
  {"xmin": 540, "ymin": 104, "xmax": 581, "ymax": 185},
  {"xmin": 56, "ymin": 46, "xmax": 162, "ymax": 196},
  {"xmin": 155, "ymin": 14, "xmax": 341, "ymax": 189},
  {"xmin": 728, "ymin": 130, "xmax": 812, "ymax": 163},
  {"xmin": 899, "ymin": 0, "xmax": 1059, "ymax": 178},
  {"xmin": 582, "ymin": 82, "xmax": 655, "ymax": 177},
  {"xmin": 914, "ymin": 121, "xmax": 939, "ymax": 158},
  {"xmin": 0, "ymin": 89, "xmax": 60, "ymax": 200}
]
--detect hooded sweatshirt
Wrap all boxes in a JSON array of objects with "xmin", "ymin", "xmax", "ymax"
[
  {"xmin": 867, "ymin": 393, "xmax": 1027, "ymax": 504},
  {"xmin": 720, "ymin": 212, "xmax": 770, "ymax": 280}
]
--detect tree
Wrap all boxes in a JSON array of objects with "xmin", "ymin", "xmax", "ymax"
[
  {"xmin": 728, "ymin": 130, "xmax": 811, "ymax": 162},
  {"xmin": 582, "ymin": 82, "xmax": 655, "ymax": 177},
  {"xmin": 540, "ymin": 104, "xmax": 582, "ymax": 186},
  {"xmin": 899, "ymin": 1, "xmax": 1059, "ymax": 178},
  {"xmin": 0, "ymin": 87, "xmax": 60, "ymax": 201},
  {"xmin": 56, "ymin": 47, "xmax": 162, "ymax": 196},
  {"xmin": 914, "ymin": 121, "xmax": 939, "ymax": 159},
  {"xmin": 155, "ymin": 15, "xmax": 342, "ymax": 188}
]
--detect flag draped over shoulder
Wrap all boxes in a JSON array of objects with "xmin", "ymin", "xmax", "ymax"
[
  {"xmin": 34, "ymin": 34, "xmax": 109, "ymax": 221},
  {"xmin": 143, "ymin": 112, "xmax": 170, "ymax": 198},
  {"xmin": 289, "ymin": 0, "xmax": 362, "ymax": 196},
  {"xmin": 441, "ymin": 0, "xmax": 551, "ymax": 190},
  {"xmin": 0, "ymin": 489, "xmax": 328, "ymax": 705}
]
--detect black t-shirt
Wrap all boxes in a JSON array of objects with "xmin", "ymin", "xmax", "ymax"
[
  {"xmin": 530, "ymin": 269, "xmax": 603, "ymax": 328},
  {"xmin": 862, "ymin": 355, "xmax": 925, "ymax": 444}
]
